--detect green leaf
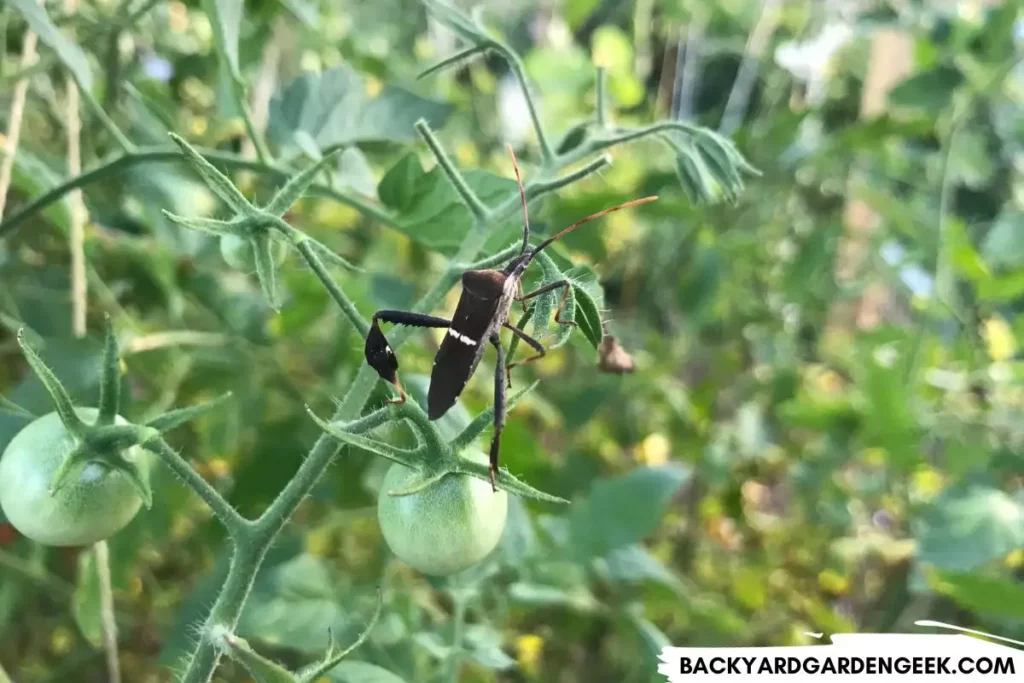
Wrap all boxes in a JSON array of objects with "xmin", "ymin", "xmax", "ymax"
[
  {"xmin": 569, "ymin": 464, "xmax": 690, "ymax": 559},
  {"xmin": 240, "ymin": 554, "xmax": 346, "ymax": 655},
  {"xmin": 598, "ymin": 545, "xmax": 682, "ymax": 591},
  {"xmin": 497, "ymin": 496, "xmax": 537, "ymax": 564},
  {"xmin": 337, "ymin": 148, "xmax": 378, "ymax": 197},
  {"xmin": 268, "ymin": 66, "xmax": 452, "ymax": 153},
  {"xmin": 508, "ymin": 582, "xmax": 599, "ymax": 611},
  {"xmin": 422, "ymin": 0, "xmax": 492, "ymax": 46},
  {"xmin": 932, "ymin": 570, "xmax": 1024, "ymax": 621},
  {"xmin": 572, "ymin": 283, "xmax": 602, "ymax": 350},
  {"xmin": 72, "ymin": 548, "xmax": 103, "ymax": 648},
  {"xmin": 914, "ymin": 483, "xmax": 1024, "ymax": 572},
  {"xmin": 464, "ymin": 624, "xmax": 515, "ymax": 671},
  {"xmin": 982, "ymin": 209, "xmax": 1024, "ymax": 269},
  {"xmin": 376, "ymin": 153, "xmax": 516, "ymax": 254},
  {"xmin": 889, "ymin": 64, "xmax": 964, "ymax": 111},
  {"xmin": 326, "ymin": 661, "xmax": 407, "ymax": 683},
  {"xmin": 9, "ymin": 0, "xmax": 93, "ymax": 90}
]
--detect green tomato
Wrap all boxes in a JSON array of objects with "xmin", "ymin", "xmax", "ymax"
[
  {"xmin": 378, "ymin": 451, "xmax": 508, "ymax": 576},
  {"xmin": 0, "ymin": 409, "xmax": 150, "ymax": 546},
  {"xmin": 219, "ymin": 234, "xmax": 288, "ymax": 272}
]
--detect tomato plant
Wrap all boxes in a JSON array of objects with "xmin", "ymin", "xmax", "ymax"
[{"xmin": 0, "ymin": 410, "xmax": 148, "ymax": 547}]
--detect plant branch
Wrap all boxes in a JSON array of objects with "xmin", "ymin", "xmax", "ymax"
[
  {"xmin": 142, "ymin": 436, "xmax": 251, "ymax": 537},
  {"xmin": 0, "ymin": 146, "xmax": 396, "ymax": 239},
  {"xmin": 291, "ymin": 234, "xmax": 370, "ymax": 338},
  {"xmin": 415, "ymin": 119, "xmax": 489, "ymax": 220},
  {"xmin": 503, "ymin": 50, "xmax": 555, "ymax": 164}
]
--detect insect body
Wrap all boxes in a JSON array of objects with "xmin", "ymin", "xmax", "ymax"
[{"xmin": 365, "ymin": 148, "xmax": 656, "ymax": 490}]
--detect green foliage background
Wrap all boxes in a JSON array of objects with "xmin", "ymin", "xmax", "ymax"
[{"xmin": 1, "ymin": 0, "xmax": 1023, "ymax": 681}]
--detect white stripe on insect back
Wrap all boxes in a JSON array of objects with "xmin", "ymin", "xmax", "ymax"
[{"xmin": 447, "ymin": 328, "xmax": 477, "ymax": 346}]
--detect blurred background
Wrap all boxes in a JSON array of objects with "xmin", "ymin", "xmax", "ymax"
[{"xmin": 1, "ymin": 0, "xmax": 1023, "ymax": 681}]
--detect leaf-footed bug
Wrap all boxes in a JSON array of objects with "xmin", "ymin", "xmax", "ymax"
[{"xmin": 364, "ymin": 147, "xmax": 657, "ymax": 490}]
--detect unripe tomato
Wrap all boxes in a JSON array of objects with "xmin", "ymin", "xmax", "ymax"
[
  {"xmin": 377, "ymin": 451, "xmax": 508, "ymax": 576},
  {"xmin": 0, "ymin": 409, "xmax": 150, "ymax": 546},
  {"xmin": 219, "ymin": 234, "xmax": 288, "ymax": 272}
]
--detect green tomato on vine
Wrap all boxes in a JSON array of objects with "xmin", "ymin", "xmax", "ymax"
[
  {"xmin": 377, "ymin": 450, "xmax": 508, "ymax": 576},
  {"xmin": 0, "ymin": 409, "xmax": 151, "ymax": 546}
]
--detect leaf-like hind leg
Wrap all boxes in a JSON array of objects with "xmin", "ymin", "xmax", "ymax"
[
  {"xmin": 488, "ymin": 334, "xmax": 505, "ymax": 492},
  {"xmin": 503, "ymin": 322, "xmax": 545, "ymax": 389},
  {"xmin": 366, "ymin": 310, "xmax": 452, "ymax": 405},
  {"xmin": 517, "ymin": 280, "xmax": 577, "ymax": 327}
]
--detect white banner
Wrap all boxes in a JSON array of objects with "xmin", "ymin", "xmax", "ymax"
[{"xmin": 658, "ymin": 622, "xmax": 1024, "ymax": 682}]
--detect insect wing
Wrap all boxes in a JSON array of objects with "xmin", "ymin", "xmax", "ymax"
[{"xmin": 427, "ymin": 289, "xmax": 498, "ymax": 420}]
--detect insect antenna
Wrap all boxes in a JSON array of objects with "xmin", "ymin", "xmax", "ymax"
[
  {"xmin": 507, "ymin": 144, "xmax": 530, "ymax": 256},
  {"xmin": 512, "ymin": 195, "xmax": 659, "ymax": 275}
]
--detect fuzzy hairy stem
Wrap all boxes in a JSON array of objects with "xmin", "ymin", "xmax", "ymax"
[
  {"xmin": 504, "ymin": 51, "xmax": 554, "ymax": 163},
  {"xmin": 143, "ymin": 437, "xmax": 251, "ymax": 537},
  {"xmin": 0, "ymin": 147, "xmax": 395, "ymax": 239},
  {"xmin": 292, "ymin": 236, "xmax": 370, "ymax": 338}
]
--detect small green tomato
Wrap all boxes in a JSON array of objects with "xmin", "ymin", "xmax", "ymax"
[
  {"xmin": 0, "ymin": 409, "xmax": 150, "ymax": 546},
  {"xmin": 377, "ymin": 451, "xmax": 508, "ymax": 576},
  {"xmin": 219, "ymin": 234, "xmax": 289, "ymax": 272}
]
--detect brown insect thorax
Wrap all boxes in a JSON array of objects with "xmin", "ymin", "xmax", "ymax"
[{"xmin": 460, "ymin": 268, "xmax": 519, "ymax": 339}]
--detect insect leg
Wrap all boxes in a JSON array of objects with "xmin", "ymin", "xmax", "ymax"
[
  {"xmin": 366, "ymin": 311, "xmax": 452, "ymax": 406},
  {"xmin": 488, "ymin": 334, "xmax": 505, "ymax": 492},
  {"xmin": 503, "ymin": 322, "xmax": 545, "ymax": 388},
  {"xmin": 517, "ymin": 280, "xmax": 578, "ymax": 328}
]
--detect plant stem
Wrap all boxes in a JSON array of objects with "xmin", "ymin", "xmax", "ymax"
[
  {"xmin": 292, "ymin": 237, "xmax": 370, "ymax": 337},
  {"xmin": 0, "ymin": 146, "xmax": 396, "ymax": 239},
  {"xmin": 416, "ymin": 120, "xmax": 489, "ymax": 220},
  {"xmin": 445, "ymin": 592, "xmax": 467, "ymax": 682},
  {"xmin": 94, "ymin": 541, "xmax": 122, "ymax": 683},
  {"xmin": 235, "ymin": 86, "xmax": 271, "ymax": 165},
  {"xmin": 0, "ymin": 13, "xmax": 37, "ymax": 218},
  {"xmin": 143, "ymin": 437, "xmax": 251, "ymax": 537},
  {"xmin": 179, "ymin": 542, "xmax": 268, "ymax": 683},
  {"xmin": 504, "ymin": 51, "xmax": 554, "ymax": 164},
  {"xmin": 0, "ymin": 547, "xmax": 74, "ymax": 596},
  {"xmin": 595, "ymin": 67, "xmax": 609, "ymax": 129}
]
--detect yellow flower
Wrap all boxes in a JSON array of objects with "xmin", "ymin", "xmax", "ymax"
[
  {"xmin": 637, "ymin": 433, "xmax": 670, "ymax": 466},
  {"xmin": 516, "ymin": 634, "xmax": 544, "ymax": 677},
  {"xmin": 983, "ymin": 316, "xmax": 1017, "ymax": 362}
]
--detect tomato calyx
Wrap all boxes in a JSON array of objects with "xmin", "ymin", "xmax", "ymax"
[
  {"xmin": 306, "ymin": 380, "xmax": 568, "ymax": 504},
  {"xmin": 160, "ymin": 135, "xmax": 359, "ymax": 310},
  {"xmin": 49, "ymin": 422, "xmax": 159, "ymax": 508},
  {"xmin": 14, "ymin": 317, "xmax": 233, "ymax": 512}
]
